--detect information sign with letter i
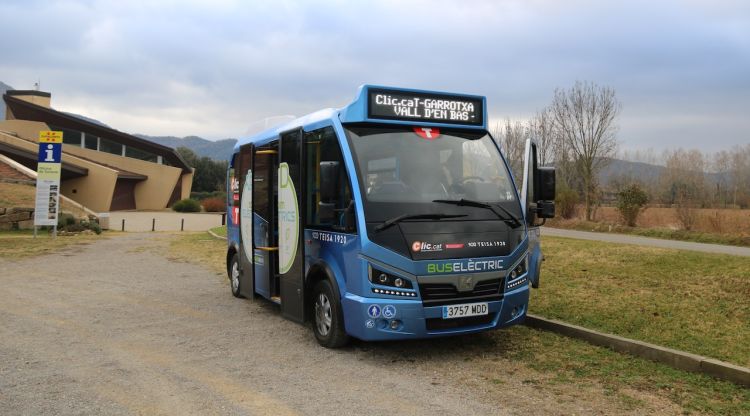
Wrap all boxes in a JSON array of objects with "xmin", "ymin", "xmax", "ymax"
[{"xmin": 34, "ymin": 131, "xmax": 63, "ymax": 236}]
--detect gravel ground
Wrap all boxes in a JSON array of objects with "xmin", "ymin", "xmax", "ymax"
[{"xmin": 0, "ymin": 233, "xmax": 679, "ymax": 415}]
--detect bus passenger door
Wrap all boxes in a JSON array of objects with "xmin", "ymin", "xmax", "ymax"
[
  {"xmin": 253, "ymin": 143, "xmax": 278, "ymax": 299},
  {"xmin": 237, "ymin": 143, "xmax": 255, "ymax": 298},
  {"xmin": 278, "ymin": 129, "xmax": 305, "ymax": 323}
]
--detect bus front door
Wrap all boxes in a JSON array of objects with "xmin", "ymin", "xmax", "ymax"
[{"xmin": 278, "ymin": 129, "xmax": 305, "ymax": 323}]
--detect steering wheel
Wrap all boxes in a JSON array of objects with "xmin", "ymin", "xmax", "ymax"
[{"xmin": 458, "ymin": 176, "xmax": 486, "ymax": 184}]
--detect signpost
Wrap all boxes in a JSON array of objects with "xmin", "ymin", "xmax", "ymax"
[{"xmin": 33, "ymin": 131, "xmax": 63, "ymax": 238}]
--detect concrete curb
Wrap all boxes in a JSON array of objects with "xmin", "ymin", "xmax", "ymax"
[
  {"xmin": 524, "ymin": 314, "xmax": 750, "ymax": 387},
  {"xmin": 207, "ymin": 229, "xmax": 227, "ymax": 241}
]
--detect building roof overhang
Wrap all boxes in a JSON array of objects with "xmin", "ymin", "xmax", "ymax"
[{"xmin": 3, "ymin": 94, "xmax": 192, "ymax": 173}]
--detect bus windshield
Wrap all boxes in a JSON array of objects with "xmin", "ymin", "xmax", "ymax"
[{"xmin": 344, "ymin": 125, "xmax": 520, "ymax": 223}]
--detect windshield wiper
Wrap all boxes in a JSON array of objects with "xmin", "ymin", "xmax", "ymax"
[
  {"xmin": 373, "ymin": 213, "xmax": 467, "ymax": 233},
  {"xmin": 432, "ymin": 198, "xmax": 523, "ymax": 228}
]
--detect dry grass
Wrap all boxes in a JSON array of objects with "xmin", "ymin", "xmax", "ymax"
[
  {"xmin": 533, "ymin": 236, "xmax": 750, "ymax": 367},
  {"xmin": 0, "ymin": 182, "xmax": 36, "ymax": 207},
  {"xmin": 592, "ymin": 206, "xmax": 750, "ymax": 234},
  {"xmin": 167, "ymin": 231, "xmax": 227, "ymax": 277},
  {"xmin": 0, "ymin": 230, "xmax": 103, "ymax": 259}
]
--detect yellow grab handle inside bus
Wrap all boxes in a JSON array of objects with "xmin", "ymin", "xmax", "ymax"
[{"xmin": 256, "ymin": 246, "xmax": 279, "ymax": 251}]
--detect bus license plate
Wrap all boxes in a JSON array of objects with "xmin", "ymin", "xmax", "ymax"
[{"xmin": 442, "ymin": 302, "xmax": 488, "ymax": 319}]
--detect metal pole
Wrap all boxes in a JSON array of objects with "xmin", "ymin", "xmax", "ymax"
[
  {"xmin": 152, "ymin": 218, "xmax": 155, "ymax": 232},
  {"xmin": 181, "ymin": 218, "xmax": 184, "ymax": 232},
  {"xmin": 33, "ymin": 226, "xmax": 37, "ymax": 239},
  {"xmin": 53, "ymin": 224, "xmax": 57, "ymax": 239},
  {"xmin": 121, "ymin": 218, "xmax": 125, "ymax": 232}
]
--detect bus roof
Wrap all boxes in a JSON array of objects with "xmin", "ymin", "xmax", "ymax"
[{"xmin": 234, "ymin": 85, "xmax": 488, "ymax": 152}]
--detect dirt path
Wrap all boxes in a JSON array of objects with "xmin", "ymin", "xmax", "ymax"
[{"xmin": 0, "ymin": 233, "xmax": 680, "ymax": 415}]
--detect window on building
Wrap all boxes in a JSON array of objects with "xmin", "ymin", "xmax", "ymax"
[
  {"xmin": 99, "ymin": 137, "xmax": 123, "ymax": 155},
  {"xmin": 56, "ymin": 126, "xmax": 82, "ymax": 146},
  {"xmin": 125, "ymin": 146, "xmax": 159, "ymax": 162},
  {"xmin": 84, "ymin": 133, "xmax": 98, "ymax": 150}
]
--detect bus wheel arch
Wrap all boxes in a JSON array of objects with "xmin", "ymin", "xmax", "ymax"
[
  {"xmin": 305, "ymin": 262, "xmax": 349, "ymax": 348},
  {"xmin": 227, "ymin": 247, "xmax": 244, "ymax": 298}
]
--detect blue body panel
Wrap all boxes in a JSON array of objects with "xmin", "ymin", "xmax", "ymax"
[{"xmin": 227, "ymin": 85, "xmax": 537, "ymax": 341}]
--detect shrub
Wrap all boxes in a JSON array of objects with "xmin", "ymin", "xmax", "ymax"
[
  {"xmin": 555, "ymin": 187, "xmax": 579, "ymax": 219},
  {"xmin": 200, "ymin": 197, "xmax": 225, "ymax": 212},
  {"xmin": 172, "ymin": 198, "xmax": 201, "ymax": 213},
  {"xmin": 190, "ymin": 191, "xmax": 226, "ymax": 201},
  {"xmin": 80, "ymin": 218, "xmax": 102, "ymax": 235},
  {"xmin": 57, "ymin": 213, "xmax": 76, "ymax": 228},
  {"xmin": 616, "ymin": 184, "xmax": 649, "ymax": 227}
]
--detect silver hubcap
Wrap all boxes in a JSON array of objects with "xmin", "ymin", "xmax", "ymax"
[
  {"xmin": 231, "ymin": 262, "xmax": 240, "ymax": 293},
  {"xmin": 315, "ymin": 293, "xmax": 332, "ymax": 336}
]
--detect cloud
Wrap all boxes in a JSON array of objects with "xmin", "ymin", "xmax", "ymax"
[{"xmin": 0, "ymin": 0, "xmax": 747, "ymax": 152}]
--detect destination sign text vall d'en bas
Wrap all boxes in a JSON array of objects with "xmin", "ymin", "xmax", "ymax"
[{"xmin": 368, "ymin": 89, "xmax": 483, "ymax": 126}]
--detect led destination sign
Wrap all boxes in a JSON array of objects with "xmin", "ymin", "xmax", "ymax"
[{"xmin": 368, "ymin": 89, "xmax": 484, "ymax": 126}]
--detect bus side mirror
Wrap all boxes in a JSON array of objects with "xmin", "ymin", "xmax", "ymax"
[
  {"xmin": 320, "ymin": 161, "xmax": 340, "ymax": 203},
  {"xmin": 536, "ymin": 167, "xmax": 556, "ymax": 219}
]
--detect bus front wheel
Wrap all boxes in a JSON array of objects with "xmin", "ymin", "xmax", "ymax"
[
  {"xmin": 229, "ymin": 253, "xmax": 243, "ymax": 298},
  {"xmin": 312, "ymin": 280, "xmax": 349, "ymax": 348}
]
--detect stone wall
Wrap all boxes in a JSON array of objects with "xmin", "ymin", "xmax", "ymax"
[{"xmin": 0, "ymin": 207, "xmax": 34, "ymax": 230}]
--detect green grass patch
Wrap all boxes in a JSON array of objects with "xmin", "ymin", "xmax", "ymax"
[
  {"xmin": 492, "ymin": 326, "xmax": 750, "ymax": 415},
  {"xmin": 209, "ymin": 225, "xmax": 227, "ymax": 237},
  {"xmin": 550, "ymin": 220, "xmax": 750, "ymax": 247},
  {"xmin": 532, "ymin": 236, "xmax": 750, "ymax": 367}
]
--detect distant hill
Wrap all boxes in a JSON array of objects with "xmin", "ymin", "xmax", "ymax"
[
  {"xmin": 0, "ymin": 81, "xmax": 14, "ymax": 119},
  {"xmin": 136, "ymin": 134, "xmax": 237, "ymax": 161},
  {"xmin": 598, "ymin": 158, "xmax": 666, "ymax": 185},
  {"xmin": 63, "ymin": 111, "xmax": 110, "ymax": 128}
]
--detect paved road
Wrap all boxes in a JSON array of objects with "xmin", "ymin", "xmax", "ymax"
[
  {"xmin": 542, "ymin": 227, "xmax": 750, "ymax": 257},
  {"xmin": 0, "ymin": 234, "xmax": 679, "ymax": 415}
]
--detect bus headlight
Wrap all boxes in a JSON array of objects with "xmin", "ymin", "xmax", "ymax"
[
  {"xmin": 506, "ymin": 256, "xmax": 529, "ymax": 290},
  {"xmin": 369, "ymin": 267, "xmax": 413, "ymax": 289}
]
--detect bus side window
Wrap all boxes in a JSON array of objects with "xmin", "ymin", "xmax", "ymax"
[{"xmin": 305, "ymin": 127, "xmax": 356, "ymax": 233}]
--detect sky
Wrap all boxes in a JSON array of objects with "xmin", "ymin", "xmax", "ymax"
[{"xmin": 0, "ymin": 0, "xmax": 748, "ymax": 154}]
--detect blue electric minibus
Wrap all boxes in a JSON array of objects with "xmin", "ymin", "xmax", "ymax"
[{"xmin": 226, "ymin": 85, "xmax": 555, "ymax": 348}]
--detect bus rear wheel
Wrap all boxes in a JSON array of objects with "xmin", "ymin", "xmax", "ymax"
[
  {"xmin": 312, "ymin": 280, "xmax": 349, "ymax": 348},
  {"xmin": 229, "ymin": 253, "xmax": 243, "ymax": 298}
]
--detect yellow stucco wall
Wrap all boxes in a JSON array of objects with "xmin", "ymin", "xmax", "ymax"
[
  {"xmin": 0, "ymin": 120, "xmax": 51, "ymax": 141},
  {"xmin": 0, "ymin": 120, "xmax": 194, "ymax": 211},
  {"xmin": 12, "ymin": 94, "xmax": 52, "ymax": 109},
  {"xmin": 62, "ymin": 145, "xmax": 184, "ymax": 210},
  {"xmin": 181, "ymin": 170, "xmax": 194, "ymax": 200},
  {"xmin": 59, "ymin": 166, "xmax": 118, "ymax": 213},
  {"xmin": 0, "ymin": 127, "xmax": 119, "ymax": 212}
]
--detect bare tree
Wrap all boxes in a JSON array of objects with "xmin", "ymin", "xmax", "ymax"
[
  {"xmin": 712, "ymin": 150, "xmax": 732, "ymax": 208},
  {"xmin": 491, "ymin": 119, "xmax": 527, "ymax": 184},
  {"xmin": 527, "ymin": 108, "xmax": 556, "ymax": 165},
  {"xmin": 662, "ymin": 148, "xmax": 707, "ymax": 230},
  {"xmin": 729, "ymin": 144, "xmax": 750, "ymax": 208},
  {"xmin": 550, "ymin": 81, "xmax": 620, "ymax": 220}
]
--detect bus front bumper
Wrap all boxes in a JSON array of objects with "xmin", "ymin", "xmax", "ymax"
[{"xmin": 341, "ymin": 285, "xmax": 529, "ymax": 341}]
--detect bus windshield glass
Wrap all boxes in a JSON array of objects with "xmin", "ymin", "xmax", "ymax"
[{"xmin": 344, "ymin": 125, "xmax": 520, "ymax": 223}]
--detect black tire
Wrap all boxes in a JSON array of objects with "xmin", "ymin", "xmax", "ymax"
[
  {"xmin": 312, "ymin": 279, "xmax": 349, "ymax": 348},
  {"xmin": 228, "ymin": 253, "xmax": 243, "ymax": 298}
]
